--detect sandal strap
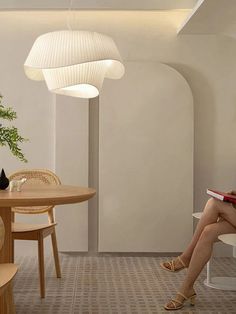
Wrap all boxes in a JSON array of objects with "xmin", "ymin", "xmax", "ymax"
[
  {"xmin": 177, "ymin": 256, "xmax": 186, "ymax": 268},
  {"xmin": 169, "ymin": 301, "xmax": 177, "ymax": 309},
  {"xmin": 162, "ymin": 257, "xmax": 186, "ymax": 271},
  {"xmin": 171, "ymin": 298, "xmax": 183, "ymax": 305},
  {"xmin": 177, "ymin": 291, "xmax": 188, "ymax": 300},
  {"xmin": 170, "ymin": 260, "xmax": 175, "ymax": 271},
  {"xmin": 165, "ymin": 260, "xmax": 175, "ymax": 271}
]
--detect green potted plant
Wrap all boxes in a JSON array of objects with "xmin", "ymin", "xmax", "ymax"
[
  {"xmin": 0, "ymin": 95, "xmax": 27, "ymax": 163},
  {"xmin": 0, "ymin": 94, "xmax": 28, "ymax": 189}
]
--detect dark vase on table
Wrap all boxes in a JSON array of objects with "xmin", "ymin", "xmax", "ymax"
[{"xmin": 0, "ymin": 169, "xmax": 9, "ymax": 190}]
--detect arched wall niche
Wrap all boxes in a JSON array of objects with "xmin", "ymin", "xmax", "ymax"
[{"xmin": 99, "ymin": 61, "xmax": 194, "ymax": 252}]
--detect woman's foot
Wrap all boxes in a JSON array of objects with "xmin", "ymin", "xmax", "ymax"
[
  {"xmin": 160, "ymin": 255, "xmax": 189, "ymax": 272},
  {"xmin": 164, "ymin": 288, "xmax": 196, "ymax": 311}
]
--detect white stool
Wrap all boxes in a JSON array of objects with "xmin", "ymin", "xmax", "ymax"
[
  {"xmin": 216, "ymin": 234, "xmax": 236, "ymax": 290},
  {"xmin": 193, "ymin": 212, "xmax": 236, "ymax": 290}
]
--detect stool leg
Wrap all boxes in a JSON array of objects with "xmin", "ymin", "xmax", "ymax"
[{"xmin": 206, "ymin": 258, "xmax": 212, "ymax": 285}]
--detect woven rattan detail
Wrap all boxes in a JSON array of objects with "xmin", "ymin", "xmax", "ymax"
[
  {"xmin": 9, "ymin": 169, "xmax": 61, "ymax": 214},
  {"xmin": 0, "ymin": 217, "xmax": 4, "ymax": 251}
]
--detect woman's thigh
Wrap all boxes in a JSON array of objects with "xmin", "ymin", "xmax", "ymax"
[
  {"xmin": 207, "ymin": 219, "xmax": 236, "ymax": 242},
  {"xmin": 214, "ymin": 200, "xmax": 236, "ymax": 228}
]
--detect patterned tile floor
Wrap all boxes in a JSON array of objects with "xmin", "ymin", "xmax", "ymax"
[{"xmin": 13, "ymin": 255, "xmax": 236, "ymax": 314}]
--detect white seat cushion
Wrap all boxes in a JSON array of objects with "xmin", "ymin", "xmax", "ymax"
[
  {"xmin": 218, "ymin": 234, "xmax": 236, "ymax": 247},
  {"xmin": 192, "ymin": 212, "xmax": 202, "ymax": 219}
]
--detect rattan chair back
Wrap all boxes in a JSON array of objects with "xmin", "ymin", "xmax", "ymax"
[{"xmin": 9, "ymin": 169, "xmax": 61, "ymax": 214}]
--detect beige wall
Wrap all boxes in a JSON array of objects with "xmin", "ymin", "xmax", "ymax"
[
  {"xmin": 55, "ymin": 95, "xmax": 89, "ymax": 252},
  {"xmin": 0, "ymin": 11, "xmax": 236, "ymax": 254},
  {"xmin": 99, "ymin": 62, "xmax": 193, "ymax": 252}
]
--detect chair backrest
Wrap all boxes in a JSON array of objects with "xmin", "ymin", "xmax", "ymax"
[
  {"xmin": 9, "ymin": 169, "xmax": 61, "ymax": 214},
  {"xmin": 0, "ymin": 217, "xmax": 4, "ymax": 251}
]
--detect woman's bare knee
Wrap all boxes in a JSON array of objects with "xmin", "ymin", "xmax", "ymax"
[
  {"xmin": 205, "ymin": 198, "xmax": 218, "ymax": 209},
  {"xmin": 199, "ymin": 224, "xmax": 219, "ymax": 243},
  {"xmin": 203, "ymin": 198, "xmax": 221, "ymax": 216}
]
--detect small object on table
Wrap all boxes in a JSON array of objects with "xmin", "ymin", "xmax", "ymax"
[
  {"xmin": 0, "ymin": 169, "xmax": 9, "ymax": 190},
  {"xmin": 9, "ymin": 178, "xmax": 27, "ymax": 192}
]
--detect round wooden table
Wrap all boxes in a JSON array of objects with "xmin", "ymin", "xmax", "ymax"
[{"xmin": 0, "ymin": 185, "xmax": 96, "ymax": 313}]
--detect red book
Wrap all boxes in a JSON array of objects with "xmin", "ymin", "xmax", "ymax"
[{"xmin": 207, "ymin": 189, "xmax": 236, "ymax": 204}]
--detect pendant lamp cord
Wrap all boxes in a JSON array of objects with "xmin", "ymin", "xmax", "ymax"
[{"xmin": 66, "ymin": 0, "xmax": 74, "ymax": 30}]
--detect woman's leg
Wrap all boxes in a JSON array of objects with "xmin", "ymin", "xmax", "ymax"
[
  {"xmin": 181, "ymin": 200, "xmax": 236, "ymax": 263},
  {"xmin": 181, "ymin": 198, "xmax": 223, "ymax": 263},
  {"xmin": 163, "ymin": 198, "xmax": 224, "ymax": 269},
  {"xmin": 165, "ymin": 219, "xmax": 236, "ymax": 309}
]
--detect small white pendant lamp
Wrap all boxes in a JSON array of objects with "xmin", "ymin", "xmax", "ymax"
[{"xmin": 24, "ymin": 30, "xmax": 125, "ymax": 98}]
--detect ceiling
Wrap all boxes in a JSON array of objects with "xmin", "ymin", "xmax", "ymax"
[
  {"xmin": 1, "ymin": 0, "xmax": 236, "ymax": 40},
  {"xmin": 0, "ymin": 0, "xmax": 198, "ymax": 10},
  {"xmin": 179, "ymin": 0, "xmax": 236, "ymax": 38}
]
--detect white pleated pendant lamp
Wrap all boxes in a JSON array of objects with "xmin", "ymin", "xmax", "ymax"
[{"xmin": 24, "ymin": 30, "xmax": 125, "ymax": 98}]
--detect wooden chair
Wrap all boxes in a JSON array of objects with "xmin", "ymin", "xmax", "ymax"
[
  {"xmin": 9, "ymin": 169, "xmax": 61, "ymax": 298},
  {"xmin": 0, "ymin": 217, "xmax": 18, "ymax": 314}
]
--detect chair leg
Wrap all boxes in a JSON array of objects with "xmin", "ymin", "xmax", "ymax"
[
  {"xmin": 0, "ymin": 283, "xmax": 15, "ymax": 314},
  {"xmin": 51, "ymin": 230, "xmax": 61, "ymax": 278},
  {"xmin": 6, "ymin": 283, "xmax": 15, "ymax": 314},
  {"xmin": 11, "ymin": 239, "xmax": 14, "ymax": 264},
  {"xmin": 38, "ymin": 234, "xmax": 45, "ymax": 298}
]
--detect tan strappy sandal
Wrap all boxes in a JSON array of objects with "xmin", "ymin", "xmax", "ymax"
[
  {"xmin": 160, "ymin": 256, "xmax": 187, "ymax": 272},
  {"xmin": 164, "ymin": 291, "xmax": 196, "ymax": 311}
]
